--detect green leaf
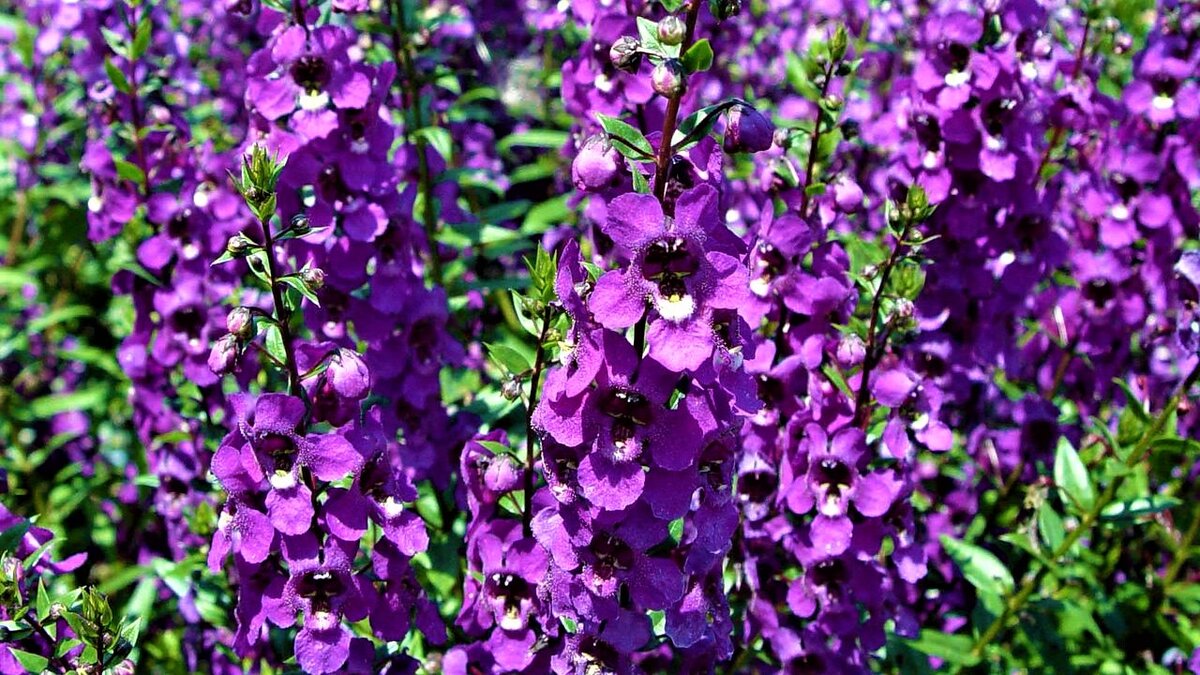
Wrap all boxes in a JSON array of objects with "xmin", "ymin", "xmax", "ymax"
[
  {"xmin": 8, "ymin": 648, "xmax": 48, "ymax": 674},
  {"xmin": 1100, "ymin": 495, "xmax": 1180, "ymax": 522},
  {"xmin": 1038, "ymin": 503, "xmax": 1066, "ymax": 551},
  {"xmin": 671, "ymin": 100, "xmax": 736, "ymax": 149},
  {"xmin": 632, "ymin": 167, "xmax": 650, "ymax": 193},
  {"xmin": 521, "ymin": 195, "xmax": 571, "ymax": 235},
  {"xmin": 264, "ymin": 324, "xmax": 287, "ymax": 366},
  {"xmin": 476, "ymin": 440, "xmax": 510, "ymax": 456},
  {"xmin": 497, "ymin": 129, "xmax": 569, "ymax": 154},
  {"xmin": 940, "ymin": 535, "xmax": 1015, "ymax": 596},
  {"xmin": 26, "ymin": 305, "xmax": 91, "ymax": 333},
  {"xmin": 29, "ymin": 387, "xmax": 108, "ymax": 419},
  {"xmin": 130, "ymin": 15, "xmax": 152, "ymax": 60},
  {"xmin": 637, "ymin": 16, "xmax": 676, "ymax": 58},
  {"xmin": 905, "ymin": 629, "xmax": 980, "ymax": 666},
  {"xmin": 36, "ymin": 580, "xmax": 50, "ymax": 620},
  {"xmin": 278, "ymin": 274, "xmax": 321, "ymax": 307},
  {"xmin": 104, "ymin": 57, "xmax": 132, "ymax": 94},
  {"xmin": 1054, "ymin": 437, "xmax": 1095, "ymax": 512},
  {"xmin": 486, "ymin": 342, "xmax": 533, "ymax": 374},
  {"xmin": 595, "ymin": 113, "xmax": 654, "ymax": 160},
  {"xmin": 681, "ymin": 38, "xmax": 714, "ymax": 73},
  {"xmin": 0, "ymin": 520, "xmax": 32, "ymax": 555},
  {"xmin": 114, "ymin": 159, "xmax": 145, "ymax": 185},
  {"xmin": 415, "ymin": 126, "xmax": 453, "ymax": 160}
]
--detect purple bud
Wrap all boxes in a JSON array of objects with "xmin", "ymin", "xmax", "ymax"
[
  {"xmin": 328, "ymin": 348, "xmax": 370, "ymax": 400},
  {"xmin": 227, "ymin": 307, "xmax": 253, "ymax": 339},
  {"xmin": 652, "ymin": 59, "xmax": 686, "ymax": 98},
  {"xmin": 723, "ymin": 104, "xmax": 775, "ymax": 153},
  {"xmin": 501, "ymin": 377, "xmax": 522, "ymax": 401},
  {"xmin": 208, "ymin": 334, "xmax": 239, "ymax": 375},
  {"xmin": 572, "ymin": 135, "xmax": 622, "ymax": 192},
  {"xmin": 836, "ymin": 334, "xmax": 866, "ymax": 367},
  {"xmin": 300, "ymin": 267, "xmax": 326, "ymax": 292},
  {"xmin": 609, "ymin": 36, "xmax": 642, "ymax": 73}
]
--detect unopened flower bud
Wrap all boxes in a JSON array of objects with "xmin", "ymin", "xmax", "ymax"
[
  {"xmin": 208, "ymin": 334, "xmax": 239, "ymax": 375},
  {"xmin": 652, "ymin": 59, "xmax": 686, "ymax": 98},
  {"xmin": 290, "ymin": 212, "xmax": 311, "ymax": 234},
  {"xmin": 723, "ymin": 104, "xmax": 775, "ymax": 153},
  {"xmin": 501, "ymin": 377, "xmax": 523, "ymax": 401},
  {"xmin": 226, "ymin": 307, "xmax": 253, "ymax": 339},
  {"xmin": 891, "ymin": 298, "xmax": 915, "ymax": 322},
  {"xmin": 572, "ymin": 135, "xmax": 622, "ymax": 192},
  {"xmin": 1101, "ymin": 17, "xmax": 1120, "ymax": 33},
  {"xmin": 709, "ymin": 0, "xmax": 741, "ymax": 21},
  {"xmin": 327, "ymin": 348, "xmax": 371, "ymax": 400},
  {"xmin": 226, "ymin": 233, "xmax": 253, "ymax": 256},
  {"xmin": 300, "ymin": 267, "xmax": 326, "ymax": 292},
  {"xmin": 658, "ymin": 16, "xmax": 686, "ymax": 46},
  {"xmin": 1114, "ymin": 33, "xmax": 1132, "ymax": 54},
  {"xmin": 609, "ymin": 36, "xmax": 642, "ymax": 73},
  {"xmin": 823, "ymin": 93, "xmax": 844, "ymax": 111},
  {"xmin": 836, "ymin": 334, "xmax": 866, "ymax": 367}
]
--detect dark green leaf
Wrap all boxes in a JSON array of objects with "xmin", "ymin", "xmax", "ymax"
[
  {"xmin": 1100, "ymin": 495, "xmax": 1180, "ymax": 522},
  {"xmin": 104, "ymin": 57, "xmax": 132, "ymax": 94}
]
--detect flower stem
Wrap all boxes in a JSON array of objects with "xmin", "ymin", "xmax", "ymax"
[
  {"xmin": 650, "ymin": 0, "xmax": 702, "ymax": 203},
  {"xmin": 1034, "ymin": 17, "xmax": 1091, "ymax": 185},
  {"xmin": 797, "ymin": 58, "xmax": 837, "ymax": 219},
  {"xmin": 851, "ymin": 218, "xmax": 913, "ymax": 428},
  {"xmin": 390, "ymin": 0, "xmax": 444, "ymax": 287},
  {"xmin": 259, "ymin": 216, "xmax": 302, "ymax": 398},
  {"xmin": 960, "ymin": 360, "xmax": 1200, "ymax": 666},
  {"xmin": 523, "ymin": 306, "xmax": 554, "ymax": 537}
]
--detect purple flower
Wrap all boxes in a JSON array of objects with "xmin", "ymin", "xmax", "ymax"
[{"xmin": 589, "ymin": 185, "xmax": 749, "ymax": 372}]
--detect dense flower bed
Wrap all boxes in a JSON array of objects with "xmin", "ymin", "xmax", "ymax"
[{"xmin": 1, "ymin": 0, "xmax": 1199, "ymax": 673}]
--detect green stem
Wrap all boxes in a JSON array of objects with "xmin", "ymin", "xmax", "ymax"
[
  {"xmin": 522, "ymin": 307, "xmax": 554, "ymax": 537},
  {"xmin": 390, "ymin": 0, "xmax": 444, "ymax": 287},
  {"xmin": 851, "ymin": 218, "xmax": 912, "ymax": 428},
  {"xmin": 260, "ymin": 217, "xmax": 302, "ymax": 398}
]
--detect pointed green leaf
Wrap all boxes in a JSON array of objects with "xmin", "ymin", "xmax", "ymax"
[
  {"xmin": 1054, "ymin": 437, "xmax": 1095, "ymax": 512},
  {"xmin": 940, "ymin": 535, "xmax": 1015, "ymax": 596},
  {"xmin": 595, "ymin": 113, "xmax": 654, "ymax": 160},
  {"xmin": 8, "ymin": 648, "xmax": 48, "ymax": 673},
  {"xmin": 681, "ymin": 38, "xmax": 713, "ymax": 73}
]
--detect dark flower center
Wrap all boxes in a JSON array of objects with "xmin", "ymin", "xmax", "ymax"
[
  {"xmin": 642, "ymin": 237, "xmax": 698, "ymax": 280},
  {"xmin": 591, "ymin": 532, "xmax": 635, "ymax": 577},
  {"xmin": 739, "ymin": 470, "xmax": 778, "ymax": 504},
  {"xmin": 810, "ymin": 558, "xmax": 846, "ymax": 588},
  {"xmin": 599, "ymin": 388, "xmax": 652, "ymax": 427},
  {"xmin": 914, "ymin": 114, "xmax": 942, "ymax": 151},
  {"xmin": 579, "ymin": 637, "xmax": 620, "ymax": 673},
  {"xmin": 168, "ymin": 208, "xmax": 193, "ymax": 239},
  {"xmin": 813, "ymin": 458, "xmax": 852, "ymax": 497},
  {"xmin": 290, "ymin": 55, "xmax": 331, "ymax": 93},
  {"xmin": 756, "ymin": 242, "xmax": 788, "ymax": 283},
  {"xmin": 170, "ymin": 305, "xmax": 206, "ymax": 337},
  {"xmin": 487, "ymin": 572, "xmax": 531, "ymax": 618},
  {"xmin": 297, "ymin": 570, "xmax": 344, "ymax": 614},
  {"xmin": 982, "ymin": 98, "xmax": 1017, "ymax": 136},
  {"xmin": 261, "ymin": 434, "xmax": 297, "ymax": 472},
  {"xmin": 1083, "ymin": 278, "xmax": 1116, "ymax": 308},
  {"xmin": 944, "ymin": 42, "xmax": 971, "ymax": 73}
]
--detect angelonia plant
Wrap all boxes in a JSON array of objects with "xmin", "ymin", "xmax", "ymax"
[{"xmin": 1, "ymin": 0, "xmax": 1200, "ymax": 673}]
